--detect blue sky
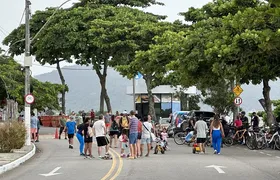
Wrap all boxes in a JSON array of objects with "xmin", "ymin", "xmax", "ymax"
[{"xmin": 0, "ymin": 0, "xmax": 211, "ymax": 75}]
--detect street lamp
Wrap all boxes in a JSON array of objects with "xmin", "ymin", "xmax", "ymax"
[{"xmin": 24, "ymin": 0, "xmax": 73, "ymax": 146}]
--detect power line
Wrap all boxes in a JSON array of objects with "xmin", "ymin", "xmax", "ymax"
[
  {"xmin": 0, "ymin": 25, "xmax": 8, "ymax": 36},
  {"xmin": 19, "ymin": 7, "xmax": 26, "ymax": 26}
]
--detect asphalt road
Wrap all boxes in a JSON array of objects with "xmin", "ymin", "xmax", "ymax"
[{"xmin": 1, "ymin": 133, "xmax": 280, "ymax": 180}]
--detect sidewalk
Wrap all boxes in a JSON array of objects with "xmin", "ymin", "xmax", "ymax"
[{"xmin": 0, "ymin": 144, "xmax": 36, "ymax": 175}]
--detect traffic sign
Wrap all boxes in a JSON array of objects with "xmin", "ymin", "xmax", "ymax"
[
  {"xmin": 25, "ymin": 94, "xmax": 35, "ymax": 104},
  {"xmin": 234, "ymin": 97, "xmax": 242, "ymax": 106},
  {"xmin": 233, "ymin": 85, "xmax": 243, "ymax": 97}
]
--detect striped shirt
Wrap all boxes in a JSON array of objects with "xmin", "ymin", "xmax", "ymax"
[{"xmin": 129, "ymin": 116, "xmax": 138, "ymax": 134}]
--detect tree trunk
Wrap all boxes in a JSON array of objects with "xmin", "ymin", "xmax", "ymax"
[
  {"xmin": 95, "ymin": 60, "xmax": 112, "ymax": 113},
  {"xmin": 180, "ymin": 92, "xmax": 188, "ymax": 111},
  {"xmin": 145, "ymin": 76, "xmax": 157, "ymax": 122},
  {"xmin": 56, "ymin": 60, "xmax": 66, "ymax": 113},
  {"xmin": 262, "ymin": 79, "xmax": 275, "ymax": 126}
]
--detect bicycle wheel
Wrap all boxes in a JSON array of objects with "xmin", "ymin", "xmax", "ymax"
[
  {"xmin": 256, "ymin": 134, "xmax": 267, "ymax": 150},
  {"xmin": 274, "ymin": 135, "xmax": 280, "ymax": 150},
  {"xmin": 245, "ymin": 134, "xmax": 255, "ymax": 150},
  {"xmin": 174, "ymin": 132, "xmax": 186, "ymax": 145},
  {"xmin": 224, "ymin": 137, "xmax": 233, "ymax": 147}
]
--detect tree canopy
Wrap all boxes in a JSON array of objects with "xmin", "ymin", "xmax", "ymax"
[{"xmin": 0, "ymin": 53, "xmax": 63, "ymax": 111}]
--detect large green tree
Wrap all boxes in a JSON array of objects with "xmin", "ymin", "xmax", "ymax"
[
  {"xmin": 3, "ymin": 8, "xmax": 70, "ymax": 113},
  {"xmin": 0, "ymin": 53, "xmax": 63, "ymax": 111}
]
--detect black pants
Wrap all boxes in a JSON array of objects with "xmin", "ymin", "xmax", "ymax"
[{"xmin": 59, "ymin": 127, "xmax": 65, "ymax": 136}]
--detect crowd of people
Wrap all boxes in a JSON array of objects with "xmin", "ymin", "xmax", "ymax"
[
  {"xmin": 60, "ymin": 110, "xmax": 165, "ymax": 160},
  {"xmin": 190, "ymin": 111, "xmax": 260, "ymax": 155}
]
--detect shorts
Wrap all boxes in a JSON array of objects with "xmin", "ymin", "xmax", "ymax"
[
  {"xmin": 85, "ymin": 137, "xmax": 93, "ymax": 143},
  {"xmin": 129, "ymin": 133, "xmax": 138, "ymax": 144},
  {"xmin": 31, "ymin": 128, "xmax": 37, "ymax": 134},
  {"xmin": 36, "ymin": 128, "xmax": 40, "ymax": 135},
  {"xmin": 96, "ymin": 136, "xmax": 109, "ymax": 147},
  {"xmin": 197, "ymin": 138, "xmax": 206, "ymax": 143},
  {"xmin": 68, "ymin": 134, "xmax": 74, "ymax": 139},
  {"xmin": 109, "ymin": 131, "xmax": 119, "ymax": 136},
  {"xmin": 141, "ymin": 137, "xmax": 151, "ymax": 144},
  {"xmin": 137, "ymin": 132, "xmax": 142, "ymax": 140}
]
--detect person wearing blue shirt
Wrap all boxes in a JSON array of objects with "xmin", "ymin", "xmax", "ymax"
[{"xmin": 65, "ymin": 116, "xmax": 77, "ymax": 149}]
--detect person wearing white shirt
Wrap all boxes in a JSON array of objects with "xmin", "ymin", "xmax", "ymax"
[
  {"xmin": 93, "ymin": 115, "xmax": 110, "ymax": 159},
  {"xmin": 140, "ymin": 116, "xmax": 153, "ymax": 157}
]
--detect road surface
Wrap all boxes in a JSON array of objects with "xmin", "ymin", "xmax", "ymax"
[{"xmin": 0, "ymin": 133, "xmax": 279, "ymax": 180}]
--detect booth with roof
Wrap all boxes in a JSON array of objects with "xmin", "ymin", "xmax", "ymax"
[{"xmin": 126, "ymin": 85, "xmax": 197, "ymax": 119}]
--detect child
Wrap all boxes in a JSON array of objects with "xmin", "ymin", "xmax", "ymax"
[
  {"xmin": 119, "ymin": 129, "xmax": 129, "ymax": 158},
  {"xmin": 161, "ymin": 128, "xmax": 168, "ymax": 142}
]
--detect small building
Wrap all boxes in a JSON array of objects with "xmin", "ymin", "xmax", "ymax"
[{"xmin": 126, "ymin": 84, "xmax": 197, "ymax": 119}]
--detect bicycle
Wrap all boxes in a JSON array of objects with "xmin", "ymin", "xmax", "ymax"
[{"xmin": 174, "ymin": 130, "xmax": 211, "ymax": 146}]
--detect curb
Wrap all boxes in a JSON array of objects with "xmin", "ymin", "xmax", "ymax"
[{"xmin": 0, "ymin": 143, "xmax": 36, "ymax": 175}]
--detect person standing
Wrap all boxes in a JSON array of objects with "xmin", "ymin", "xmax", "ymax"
[
  {"xmin": 36, "ymin": 116, "xmax": 41, "ymax": 142},
  {"xmin": 65, "ymin": 116, "xmax": 77, "ymax": 149},
  {"xmin": 83, "ymin": 118, "xmax": 94, "ymax": 159},
  {"xmin": 128, "ymin": 111, "xmax": 139, "ymax": 159},
  {"xmin": 76, "ymin": 120, "xmax": 85, "ymax": 156},
  {"xmin": 240, "ymin": 111, "xmax": 249, "ymax": 129},
  {"xmin": 90, "ymin": 109, "xmax": 95, "ymax": 123},
  {"xmin": 251, "ymin": 112, "xmax": 260, "ymax": 131},
  {"xmin": 141, "ymin": 116, "xmax": 152, "ymax": 157},
  {"xmin": 59, "ymin": 114, "xmax": 67, "ymax": 140},
  {"xmin": 109, "ymin": 115, "xmax": 119, "ymax": 148},
  {"xmin": 93, "ymin": 115, "xmax": 110, "ymax": 159},
  {"xmin": 194, "ymin": 117, "xmax": 208, "ymax": 154},
  {"xmin": 210, "ymin": 115, "xmax": 225, "ymax": 155},
  {"xmin": 137, "ymin": 118, "xmax": 143, "ymax": 157},
  {"xmin": 104, "ymin": 111, "xmax": 111, "ymax": 131},
  {"xmin": 30, "ymin": 112, "xmax": 38, "ymax": 143},
  {"xmin": 81, "ymin": 110, "xmax": 86, "ymax": 122},
  {"xmin": 119, "ymin": 112, "xmax": 129, "ymax": 138}
]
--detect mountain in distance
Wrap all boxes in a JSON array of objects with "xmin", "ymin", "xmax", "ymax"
[
  {"xmin": 35, "ymin": 65, "xmax": 280, "ymax": 114},
  {"xmin": 35, "ymin": 65, "xmax": 133, "ymax": 113}
]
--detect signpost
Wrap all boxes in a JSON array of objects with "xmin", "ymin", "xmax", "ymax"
[
  {"xmin": 233, "ymin": 85, "xmax": 243, "ymax": 115},
  {"xmin": 25, "ymin": 94, "xmax": 35, "ymax": 104},
  {"xmin": 234, "ymin": 97, "xmax": 242, "ymax": 106},
  {"xmin": 233, "ymin": 85, "xmax": 243, "ymax": 97}
]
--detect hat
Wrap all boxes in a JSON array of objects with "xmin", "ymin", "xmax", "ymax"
[{"xmin": 123, "ymin": 110, "xmax": 127, "ymax": 114}]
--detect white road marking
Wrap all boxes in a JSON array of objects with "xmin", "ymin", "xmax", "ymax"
[
  {"xmin": 276, "ymin": 156, "xmax": 280, "ymax": 159},
  {"xmin": 39, "ymin": 167, "xmax": 62, "ymax": 177},
  {"xmin": 236, "ymin": 147, "xmax": 241, "ymax": 149},
  {"xmin": 266, "ymin": 154, "xmax": 272, "ymax": 156},
  {"xmin": 244, "ymin": 148, "xmax": 248, "ymax": 151},
  {"xmin": 260, "ymin": 152, "xmax": 265, "ymax": 154},
  {"xmin": 205, "ymin": 165, "xmax": 226, "ymax": 174}
]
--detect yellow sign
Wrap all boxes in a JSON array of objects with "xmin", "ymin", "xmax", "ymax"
[{"xmin": 233, "ymin": 85, "xmax": 243, "ymax": 97}]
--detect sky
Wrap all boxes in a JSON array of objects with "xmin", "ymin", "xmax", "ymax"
[{"xmin": 0, "ymin": 0, "xmax": 211, "ymax": 76}]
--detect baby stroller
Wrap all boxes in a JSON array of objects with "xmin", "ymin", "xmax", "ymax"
[{"xmin": 154, "ymin": 137, "xmax": 167, "ymax": 154}]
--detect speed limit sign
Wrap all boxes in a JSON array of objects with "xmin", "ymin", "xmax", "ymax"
[
  {"xmin": 25, "ymin": 94, "xmax": 35, "ymax": 104},
  {"xmin": 234, "ymin": 97, "xmax": 242, "ymax": 106}
]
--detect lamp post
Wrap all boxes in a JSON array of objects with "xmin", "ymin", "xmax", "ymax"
[{"xmin": 24, "ymin": 0, "xmax": 72, "ymax": 146}]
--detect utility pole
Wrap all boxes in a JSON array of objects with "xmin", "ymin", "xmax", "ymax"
[{"xmin": 24, "ymin": 0, "xmax": 32, "ymax": 146}]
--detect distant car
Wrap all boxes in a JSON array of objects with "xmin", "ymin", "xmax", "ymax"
[{"xmin": 187, "ymin": 110, "xmax": 215, "ymax": 126}]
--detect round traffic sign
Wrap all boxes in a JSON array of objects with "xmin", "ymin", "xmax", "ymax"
[
  {"xmin": 25, "ymin": 94, "xmax": 35, "ymax": 104},
  {"xmin": 234, "ymin": 97, "xmax": 242, "ymax": 106}
]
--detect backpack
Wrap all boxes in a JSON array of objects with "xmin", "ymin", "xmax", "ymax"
[
  {"xmin": 121, "ymin": 116, "xmax": 129, "ymax": 128},
  {"xmin": 111, "ymin": 120, "xmax": 119, "ymax": 131}
]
